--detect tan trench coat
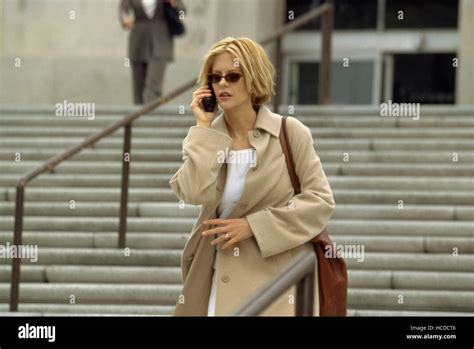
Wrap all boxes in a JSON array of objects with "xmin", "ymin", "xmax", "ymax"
[{"xmin": 169, "ymin": 104, "xmax": 336, "ymax": 316}]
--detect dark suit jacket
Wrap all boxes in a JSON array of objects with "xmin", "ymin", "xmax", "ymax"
[{"xmin": 120, "ymin": 0, "xmax": 186, "ymax": 62}]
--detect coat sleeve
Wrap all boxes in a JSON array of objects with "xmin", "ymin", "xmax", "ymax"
[
  {"xmin": 246, "ymin": 118, "xmax": 336, "ymax": 258},
  {"xmin": 169, "ymin": 125, "xmax": 233, "ymax": 206}
]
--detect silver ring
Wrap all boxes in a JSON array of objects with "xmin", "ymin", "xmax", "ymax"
[{"xmin": 224, "ymin": 233, "xmax": 229, "ymax": 239}]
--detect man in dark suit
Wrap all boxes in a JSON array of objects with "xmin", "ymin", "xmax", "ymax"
[{"xmin": 120, "ymin": 0, "xmax": 186, "ymax": 104}]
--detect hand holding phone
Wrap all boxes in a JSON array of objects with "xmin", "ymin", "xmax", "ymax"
[
  {"xmin": 202, "ymin": 82, "xmax": 217, "ymax": 112},
  {"xmin": 191, "ymin": 84, "xmax": 218, "ymax": 127}
]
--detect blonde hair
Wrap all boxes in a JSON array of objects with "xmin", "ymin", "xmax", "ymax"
[{"xmin": 197, "ymin": 36, "xmax": 276, "ymax": 109}]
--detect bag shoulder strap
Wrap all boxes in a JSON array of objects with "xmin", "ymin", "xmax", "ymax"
[{"xmin": 279, "ymin": 116, "xmax": 301, "ymax": 195}]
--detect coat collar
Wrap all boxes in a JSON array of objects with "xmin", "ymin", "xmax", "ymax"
[{"xmin": 211, "ymin": 104, "xmax": 281, "ymax": 138}]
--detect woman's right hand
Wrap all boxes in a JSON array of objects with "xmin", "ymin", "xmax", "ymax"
[
  {"xmin": 190, "ymin": 86, "xmax": 218, "ymax": 127},
  {"xmin": 121, "ymin": 15, "xmax": 134, "ymax": 29}
]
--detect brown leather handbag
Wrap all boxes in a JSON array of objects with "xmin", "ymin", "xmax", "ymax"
[{"xmin": 279, "ymin": 116, "xmax": 348, "ymax": 316}]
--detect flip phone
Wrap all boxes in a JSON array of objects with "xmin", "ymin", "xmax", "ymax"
[{"xmin": 202, "ymin": 82, "xmax": 217, "ymax": 112}]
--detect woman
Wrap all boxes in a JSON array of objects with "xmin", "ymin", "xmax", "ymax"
[
  {"xmin": 169, "ymin": 37, "xmax": 335, "ymax": 316},
  {"xmin": 119, "ymin": 0, "xmax": 185, "ymax": 104}
]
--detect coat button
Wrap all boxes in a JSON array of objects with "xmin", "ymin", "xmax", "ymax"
[
  {"xmin": 221, "ymin": 275, "xmax": 230, "ymax": 283},
  {"xmin": 186, "ymin": 255, "xmax": 194, "ymax": 261},
  {"xmin": 253, "ymin": 130, "xmax": 260, "ymax": 138}
]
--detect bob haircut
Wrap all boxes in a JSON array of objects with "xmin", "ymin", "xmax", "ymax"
[{"xmin": 197, "ymin": 36, "xmax": 276, "ymax": 109}]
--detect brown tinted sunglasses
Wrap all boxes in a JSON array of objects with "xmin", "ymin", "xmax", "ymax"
[{"xmin": 207, "ymin": 72, "xmax": 242, "ymax": 84}]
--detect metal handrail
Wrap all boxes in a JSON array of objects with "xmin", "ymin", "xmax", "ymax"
[
  {"xmin": 230, "ymin": 251, "xmax": 316, "ymax": 316},
  {"xmin": 9, "ymin": 2, "xmax": 333, "ymax": 311}
]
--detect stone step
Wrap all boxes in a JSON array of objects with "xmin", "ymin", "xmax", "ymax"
[
  {"xmin": 0, "ymin": 248, "xmax": 181, "ymax": 266},
  {"xmin": 7, "ymin": 187, "xmax": 474, "ymax": 204},
  {"xmin": 0, "ymin": 265, "xmax": 181, "ymax": 284},
  {"xmin": 348, "ymin": 270, "xmax": 474, "ymax": 291},
  {"xmin": 348, "ymin": 309, "xmax": 474, "ymax": 317},
  {"xmin": 1, "ymin": 249, "xmax": 471, "ymax": 272},
  {"xmin": 0, "ymin": 283, "xmax": 180, "ymax": 304},
  {"xmin": 2, "ymin": 125, "xmax": 474, "ymax": 139},
  {"xmin": 0, "ymin": 161, "xmax": 181, "ymax": 174},
  {"xmin": 2, "ymin": 114, "xmax": 474, "ymax": 127},
  {"xmin": 0, "ymin": 174, "xmax": 173, "ymax": 188},
  {"xmin": 0, "ymin": 232, "xmax": 188, "ymax": 249},
  {"xmin": 329, "ymin": 176, "xmax": 474, "ymax": 191},
  {"xmin": 0, "ymin": 265, "xmax": 45, "ymax": 282},
  {"xmin": 346, "ymin": 253, "xmax": 474, "ymax": 272},
  {"xmin": 0, "ymin": 201, "xmax": 144, "ymax": 217},
  {"xmin": 2, "ymin": 264, "xmax": 473, "ymax": 291},
  {"xmin": 3, "ymin": 161, "xmax": 473, "ymax": 177},
  {"xmin": 2, "ymin": 187, "xmax": 179, "ymax": 202},
  {"xmin": 328, "ymin": 220, "xmax": 474, "ymax": 237},
  {"xmin": 2, "ymin": 137, "xmax": 474, "ymax": 151},
  {"xmin": 0, "ymin": 217, "xmax": 472, "ymax": 236},
  {"xmin": 0, "ymin": 303, "xmax": 174, "ymax": 316},
  {"xmin": 1, "ymin": 174, "xmax": 473, "ymax": 192},
  {"xmin": 3, "ymin": 187, "xmax": 473, "ymax": 205},
  {"xmin": 0, "ymin": 230, "xmax": 471, "ymax": 253},
  {"xmin": 140, "ymin": 202, "xmax": 474, "ymax": 221},
  {"xmin": 35, "ymin": 201, "xmax": 462, "ymax": 221},
  {"xmin": 334, "ymin": 236, "xmax": 474, "ymax": 253},
  {"xmin": 330, "ymin": 190, "xmax": 474, "ymax": 205},
  {"xmin": 2, "ymin": 149, "xmax": 473, "ymax": 164},
  {"xmin": 0, "ymin": 216, "xmax": 193, "ymax": 232},
  {"xmin": 0, "ymin": 149, "xmax": 181, "ymax": 162},
  {"xmin": 0, "ymin": 137, "xmax": 183, "ymax": 150},
  {"xmin": 0, "ymin": 147, "xmax": 181, "ymax": 162},
  {"xmin": 332, "ymin": 204, "xmax": 474, "ymax": 221},
  {"xmin": 348, "ymin": 288, "xmax": 474, "ymax": 312}
]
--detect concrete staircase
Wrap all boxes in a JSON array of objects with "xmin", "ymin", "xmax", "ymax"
[{"xmin": 0, "ymin": 105, "xmax": 473, "ymax": 316}]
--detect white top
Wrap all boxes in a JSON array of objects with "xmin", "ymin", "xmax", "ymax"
[
  {"xmin": 208, "ymin": 147, "xmax": 256, "ymax": 316},
  {"xmin": 142, "ymin": 0, "xmax": 157, "ymax": 19},
  {"xmin": 212, "ymin": 148, "xmax": 256, "ymax": 269},
  {"xmin": 217, "ymin": 148, "xmax": 256, "ymax": 219}
]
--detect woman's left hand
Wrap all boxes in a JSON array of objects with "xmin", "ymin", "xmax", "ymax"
[{"xmin": 202, "ymin": 218, "xmax": 254, "ymax": 250}]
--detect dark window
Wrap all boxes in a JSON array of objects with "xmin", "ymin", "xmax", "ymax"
[
  {"xmin": 294, "ymin": 61, "xmax": 373, "ymax": 104},
  {"xmin": 385, "ymin": 0, "xmax": 458, "ymax": 29},
  {"xmin": 285, "ymin": 0, "xmax": 377, "ymax": 30},
  {"xmin": 392, "ymin": 54, "xmax": 456, "ymax": 104}
]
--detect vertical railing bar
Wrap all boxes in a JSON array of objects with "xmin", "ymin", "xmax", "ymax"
[
  {"xmin": 118, "ymin": 123, "xmax": 132, "ymax": 248},
  {"xmin": 9, "ymin": 185, "xmax": 24, "ymax": 311},
  {"xmin": 319, "ymin": 2, "xmax": 333, "ymax": 104}
]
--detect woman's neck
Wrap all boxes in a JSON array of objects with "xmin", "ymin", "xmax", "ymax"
[{"xmin": 224, "ymin": 103, "xmax": 258, "ymax": 140}]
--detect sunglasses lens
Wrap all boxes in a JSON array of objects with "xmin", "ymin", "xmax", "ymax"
[
  {"xmin": 208, "ymin": 74, "xmax": 219, "ymax": 84},
  {"xmin": 208, "ymin": 73, "xmax": 241, "ymax": 83},
  {"xmin": 227, "ymin": 73, "xmax": 241, "ymax": 83}
]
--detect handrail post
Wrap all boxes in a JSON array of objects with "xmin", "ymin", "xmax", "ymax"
[
  {"xmin": 9, "ymin": 185, "xmax": 25, "ymax": 311},
  {"xmin": 319, "ymin": 2, "xmax": 334, "ymax": 104},
  {"xmin": 295, "ymin": 263, "xmax": 315, "ymax": 316},
  {"xmin": 273, "ymin": 37, "xmax": 283, "ymax": 113},
  {"xmin": 118, "ymin": 123, "xmax": 132, "ymax": 248}
]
